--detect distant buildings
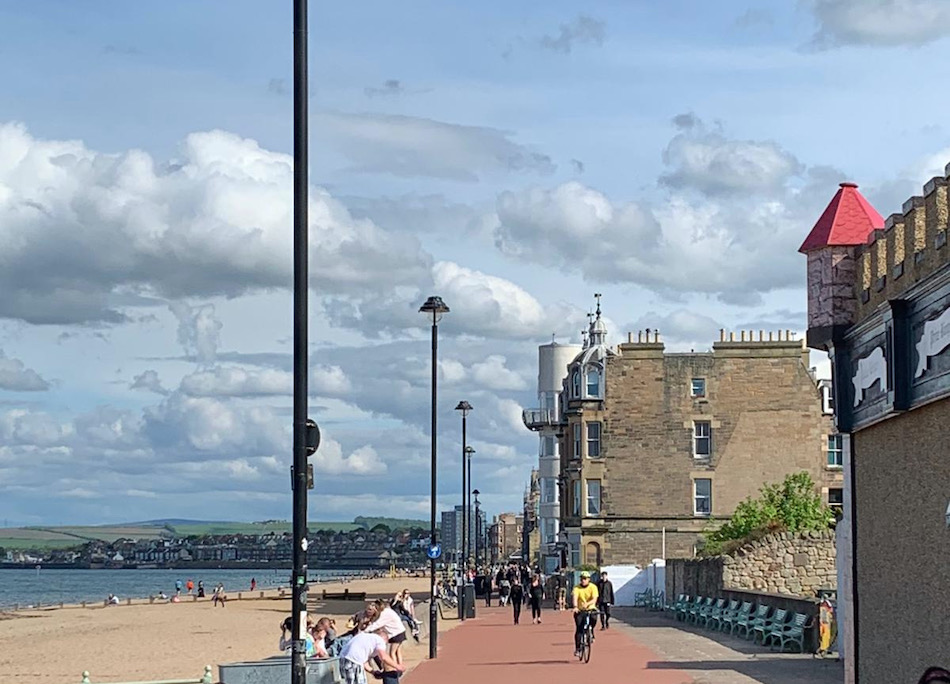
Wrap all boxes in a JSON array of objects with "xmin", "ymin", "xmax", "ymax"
[
  {"xmin": 553, "ymin": 296, "xmax": 839, "ymax": 568},
  {"xmin": 488, "ymin": 512, "xmax": 522, "ymax": 564},
  {"xmin": 440, "ymin": 506, "xmax": 486, "ymax": 564}
]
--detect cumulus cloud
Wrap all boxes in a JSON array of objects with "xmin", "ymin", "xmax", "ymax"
[
  {"xmin": 179, "ymin": 366, "xmax": 292, "ymax": 397},
  {"xmin": 312, "ymin": 439, "xmax": 387, "ymax": 476},
  {"xmin": 170, "ymin": 302, "xmax": 223, "ymax": 365},
  {"xmin": 320, "ymin": 112, "xmax": 556, "ymax": 181},
  {"xmin": 0, "ymin": 351, "xmax": 49, "ymax": 391},
  {"xmin": 627, "ymin": 310, "xmax": 723, "ymax": 350},
  {"xmin": 806, "ymin": 0, "xmax": 950, "ymax": 48},
  {"xmin": 492, "ymin": 120, "xmax": 835, "ymax": 304},
  {"xmin": 130, "ymin": 370, "xmax": 169, "ymax": 395},
  {"xmin": 311, "ymin": 365, "xmax": 351, "ymax": 394},
  {"xmin": 0, "ymin": 123, "xmax": 429, "ymax": 325},
  {"xmin": 661, "ymin": 117, "xmax": 803, "ymax": 196},
  {"xmin": 540, "ymin": 15, "xmax": 606, "ymax": 53}
]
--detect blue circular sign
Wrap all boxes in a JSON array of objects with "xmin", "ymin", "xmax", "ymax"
[{"xmin": 426, "ymin": 543, "xmax": 442, "ymax": 560}]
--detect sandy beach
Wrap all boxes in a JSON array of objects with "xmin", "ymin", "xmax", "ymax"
[{"xmin": 0, "ymin": 576, "xmax": 455, "ymax": 683}]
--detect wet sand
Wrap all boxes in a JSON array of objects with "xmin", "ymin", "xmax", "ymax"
[{"xmin": 0, "ymin": 576, "xmax": 456, "ymax": 683}]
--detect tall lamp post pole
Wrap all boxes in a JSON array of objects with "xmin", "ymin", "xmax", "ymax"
[
  {"xmin": 291, "ymin": 1, "xmax": 310, "ymax": 683},
  {"xmin": 420, "ymin": 296, "xmax": 449, "ymax": 660},
  {"xmin": 465, "ymin": 446, "xmax": 474, "ymax": 566},
  {"xmin": 454, "ymin": 401, "xmax": 472, "ymax": 621},
  {"xmin": 473, "ymin": 489, "xmax": 481, "ymax": 569}
]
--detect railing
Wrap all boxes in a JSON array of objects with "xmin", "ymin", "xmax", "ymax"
[
  {"xmin": 522, "ymin": 408, "xmax": 557, "ymax": 429},
  {"xmin": 80, "ymin": 666, "xmax": 213, "ymax": 684}
]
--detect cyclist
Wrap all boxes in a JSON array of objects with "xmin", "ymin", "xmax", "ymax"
[{"xmin": 572, "ymin": 571, "xmax": 599, "ymax": 657}]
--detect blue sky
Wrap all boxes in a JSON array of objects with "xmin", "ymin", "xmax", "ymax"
[{"xmin": 1, "ymin": 0, "xmax": 950, "ymax": 526}]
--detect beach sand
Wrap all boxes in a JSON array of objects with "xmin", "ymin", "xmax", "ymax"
[{"xmin": 0, "ymin": 576, "xmax": 457, "ymax": 683}]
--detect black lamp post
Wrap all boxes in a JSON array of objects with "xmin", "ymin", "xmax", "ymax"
[
  {"xmin": 465, "ymin": 446, "xmax": 475, "ymax": 566},
  {"xmin": 454, "ymin": 401, "xmax": 472, "ymax": 621},
  {"xmin": 420, "ymin": 295, "xmax": 449, "ymax": 660},
  {"xmin": 473, "ymin": 489, "xmax": 481, "ymax": 569}
]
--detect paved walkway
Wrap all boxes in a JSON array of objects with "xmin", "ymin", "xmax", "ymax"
[
  {"xmin": 406, "ymin": 605, "xmax": 691, "ymax": 684},
  {"xmin": 405, "ymin": 606, "xmax": 844, "ymax": 684}
]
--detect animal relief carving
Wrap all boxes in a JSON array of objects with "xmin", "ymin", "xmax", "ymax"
[
  {"xmin": 914, "ymin": 307, "xmax": 950, "ymax": 378},
  {"xmin": 852, "ymin": 346, "xmax": 886, "ymax": 407}
]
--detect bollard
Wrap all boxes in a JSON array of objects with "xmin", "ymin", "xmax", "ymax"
[
  {"xmin": 344, "ymin": 588, "xmax": 349, "ymax": 598},
  {"xmin": 259, "ymin": 591, "xmax": 264, "ymax": 599},
  {"xmin": 201, "ymin": 665, "xmax": 213, "ymax": 684},
  {"xmin": 126, "ymin": 598, "xmax": 131, "ymax": 606},
  {"xmin": 59, "ymin": 602, "xmax": 64, "ymax": 608},
  {"xmin": 322, "ymin": 589, "xmax": 327, "ymax": 599},
  {"xmin": 81, "ymin": 601, "xmax": 86, "ymax": 608},
  {"xmin": 193, "ymin": 594, "xmax": 197, "ymax": 602},
  {"xmin": 238, "ymin": 592, "xmax": 242, "ymax": 600},
  {"xmin": 81, "ymin": 671, "xmax": 91, "ymax": 684}
]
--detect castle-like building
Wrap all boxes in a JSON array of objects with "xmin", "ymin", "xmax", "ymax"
[
  {"xmin": 802, "ymin": 177, "xmax": 950, "ymax": 683},
  {"xmin": 543, "ymin": 296, "xmax": 838, "ymax": 569}
]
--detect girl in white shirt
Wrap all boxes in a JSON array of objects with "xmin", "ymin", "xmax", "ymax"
[{"xmin": 363, "ymin": 599, "xmax": 408, "ymax": 665}]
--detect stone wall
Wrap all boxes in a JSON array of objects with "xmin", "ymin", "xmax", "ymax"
[{"xmin": 666, "ymin": 530, "xmax": 836, "ymax": 599}]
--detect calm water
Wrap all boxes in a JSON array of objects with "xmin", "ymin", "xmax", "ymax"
[{"xmin": 0, "ymin": 568, "xmax": 363, "ymax": 609}]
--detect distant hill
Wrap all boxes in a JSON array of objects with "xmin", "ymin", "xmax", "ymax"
[{"xmin": 0, "ymin": 516, "xmax": 428, "ymax": 550}]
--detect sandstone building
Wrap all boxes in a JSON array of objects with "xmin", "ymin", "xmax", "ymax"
[
  {"xmin": 555, "ymin": 297, "xmax": 840, "ymax": 569},
  {"xmin": 803, "ymin": 177, "xmax": 950, "ymax": 683}
]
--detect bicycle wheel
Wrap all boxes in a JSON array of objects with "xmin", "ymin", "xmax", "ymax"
[{"xmin": 583, "ymin": 639, "xmax": 591, "ymax": 663}]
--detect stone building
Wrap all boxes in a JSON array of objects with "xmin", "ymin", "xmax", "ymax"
[
  {"xmin": 556, "ymin": 297, "xmax": 840, "ymax": 569},
  {"xmin": 803, "ymin": 176, "xmax": 950, "ymax": 683},
  {"xmin": 489, "ymin": 512, "xmax": 522, "ymax": 564}
]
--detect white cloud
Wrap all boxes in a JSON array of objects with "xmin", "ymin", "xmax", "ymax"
[
  {"xmin": 312, "ymin": 439, "xmax": 387, "ymax": 476},
  {"xmin": 470, "ymin": 355, "xmax": 528, "ymax": 391},
  {"xmin": 180, "ymin": 366, "xmax": 292, "ymax": 397},
  {"xmin": 170, "ymin": 302, "xmax": 223, "ymax": 365},
  {"xmin": 320, "ymin": 112, "xmax": 556, "ymax": 181},
  {"xmin": 0, "ymin": 351, "xmax": 49, "ymax": 391},
  {"xmin": 0, "ymin": 123, "xmax": 430, "ymax": 325},
  {"xmin": 130, "ymin": 370, "xmax": 169, "ymax": 395},
  {"xmin": 311, "ymin": 365, "xmax": 351, "ymax": 394},
  {"xmin": 807, "ymin": 0, "xmax": 950, "ymax": 48}
]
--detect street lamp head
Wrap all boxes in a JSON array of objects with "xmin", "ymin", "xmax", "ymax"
[
  {"xmin": 455, "ymin": 400, "xmax": 473, "ymax": 415},
  {"xmin": 473, "ymin": 489, "xmax": 480, "ymax": 504},
  {"xmin": 465, "ymin": 446, "xmax": 475, "ymax": 456},
  {"xmin": 419, "ymin": 296, "xmax": 450, "ymax": 323}
]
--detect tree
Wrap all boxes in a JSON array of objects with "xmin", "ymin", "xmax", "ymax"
[{"xmin": 702, "ymin": 472, "xmax": 833, "ymax": 555}]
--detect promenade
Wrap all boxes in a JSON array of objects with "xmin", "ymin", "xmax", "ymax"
[{"xmin": 407, "ymin": 605, "xmax": 843, "ymax": 684}]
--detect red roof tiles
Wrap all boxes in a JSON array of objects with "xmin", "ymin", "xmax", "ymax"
[{"xmin": 799, "ymin": 182, "xmax": 884, "ymax": 253}]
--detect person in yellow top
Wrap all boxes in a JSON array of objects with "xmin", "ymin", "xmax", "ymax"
[{"xmin": 572, "ymin": 571, "xmax": 599, "ymax": 656}]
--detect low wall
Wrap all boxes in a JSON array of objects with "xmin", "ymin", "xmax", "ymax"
[
  {"xmin": 722, "ymin": 589, "xmax": 820, "ymax": 652},
  {"xmin": 666, "ymin": 530, "xmax": 836, "ymax": 599}
]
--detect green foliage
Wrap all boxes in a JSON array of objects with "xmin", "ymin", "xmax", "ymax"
[
  {"xmin": 575, "ymin": 563, "xmax": 600, "ymax": 573},
  {"xmin": 702, "ymin": 472, "xmax": 833, "ymax": 556},
  {"xmin": 353, "ymin": 516, "xmax": 426, "ymax": 532}
]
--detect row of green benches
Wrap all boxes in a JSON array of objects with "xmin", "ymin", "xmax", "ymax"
[
  {"xmin": 633, "ymin": 588, "xmax": 665, "ymax": 610},
  {"xmin": 670, "ymin": 595, "xmax": 813, "ymax": 653}
]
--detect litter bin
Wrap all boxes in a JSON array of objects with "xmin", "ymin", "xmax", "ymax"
[{"xmin": 462, "ymin": 583, "xmax": 476, "ymax": 618}]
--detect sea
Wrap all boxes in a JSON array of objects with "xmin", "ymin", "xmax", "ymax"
[{"xmin": 0, "ymin": 568, "xmax": 364, "ymax": 609}]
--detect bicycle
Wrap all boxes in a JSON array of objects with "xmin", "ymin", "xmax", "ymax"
[{"xmin": 576, "ymin": 610, "xmax": 598, "ymax": 663}]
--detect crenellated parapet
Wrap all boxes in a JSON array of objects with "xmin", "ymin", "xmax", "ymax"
[{"xmin": 855, "ymin": 174, "xmax": 950, "ymax": 320}]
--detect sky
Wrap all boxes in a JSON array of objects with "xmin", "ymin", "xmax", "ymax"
[{"xmin": 2, "ymin": 0, "xmax": 950, "ymax": 526}]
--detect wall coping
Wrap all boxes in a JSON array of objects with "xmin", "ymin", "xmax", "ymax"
[
  {"xmin": 723, "ymin": 587, "xmax": 820, "ymax": 604},
  {"xmin": 725, "ymin": 529, "xmax": 835, "ymax": 558}
]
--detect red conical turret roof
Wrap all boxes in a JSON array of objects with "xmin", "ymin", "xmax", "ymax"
[{"xmin": 799, "ymin": 182, "xmax": 884, "ymax": 253}]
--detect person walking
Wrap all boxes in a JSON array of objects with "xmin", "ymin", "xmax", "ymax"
[
  {"xmin": 597, "ymin": 571, "xmax": 615, "ymax": 629},
  {"xmin": 175, "ymin": 579, "xmax": 183, "ymax": 596},
  {"xmin": 250, "ymin": 577, "xmax": 257, "ymax": 592},
  {"xmin": 483, "ymin": 573, "xmax": 492, "ymax": 607},
  {"xmin": 510, "ymin": 578, "xmax": 524, "ymax": 625},
  {"xmin": 528, "ymin": 574, "xmax": 545, "ymax": 624}
]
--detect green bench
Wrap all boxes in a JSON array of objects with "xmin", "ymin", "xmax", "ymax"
[
  {"xmin": 771, "ymin": 611, "xmax": 812, "ymax": 653},
  {"xmin": 673, "ymin": 594, "xmax": 691, "ymax": 622},
  {"xmin": 709, "ymin": 599, "xmax": 737, "ymax": 631},
  {"xmin": 687, "ymin": 596, "xmax": 712, "ymax": 624},
  {"xmin": 722, "ymin": 601, "xmax": 752, "ymax": 635},
  {"xmin": 699, "ymin": 598, "xmax": 725, "ymax": 627},
  {"xmin": 754, "ymin": 607, "xmax": 788, "ymax": 644},
  {"xmin": 738, "ymin": 604, "xmax": 769, "ymax": 639}
]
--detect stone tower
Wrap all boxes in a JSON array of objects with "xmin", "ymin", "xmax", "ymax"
[{"xmin": 799, "ymin": 182, "xmax": 884, "ymax": 350}]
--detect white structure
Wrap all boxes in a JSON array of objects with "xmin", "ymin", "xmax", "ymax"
[{"xmin": 523, "ymin": 339, "xmax": 581, "ymax": 573}]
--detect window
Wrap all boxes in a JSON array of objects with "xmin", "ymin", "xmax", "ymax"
[
  {"xmin": 827, "ymin": 435, "xmax": 843, "ymax": 467},
  {"xmin": 694, "ymin": 479, "xmax": 712, "ymax": 516},
  {"xmin": 691, "ymin": 378, "xmax": 706, "ymax": 397},
  {"xmin": 586, "ymin": 366, "xmax": 601, "ymax": 398},
  {"xmin": 693, "ymin": 421, "xmax": 711, "ymax": 458},
  {"xmin": 541, "ymin": 435, "xmax": 556, "ymax": 457},
  {"xmin": 586, "ymin": 480, "xmax": 602, "ymax": 516},
  {"xmin": 541, "ymin": 478, "xmax": 556, "ymax": 504},
  {"xmin": 828, "ymin": 488, "xmax": 843, "ymax": 511},
  {"xmin": 571, "ymin": 370, "xmax": 581, "ymax": 398},
  {"xmin": 586, "ymin": 421, "xmax": 602, "ymax": 457},
  {"xmin": 539, "ymin": 518, "xmax": 555, "ymax": 544},
  {"xmin": 573, "ymin": 423, "xmax": 581, "ymax": 458},
  {"xmin": 572, "ymin": 480, "xmax": 581, "ymax": 517}
]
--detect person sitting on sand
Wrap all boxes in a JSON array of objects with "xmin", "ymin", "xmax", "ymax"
[
  {"xmin": 107, "ymin": 594, "xmax": 120, "ymax": 605},
  {"xmin": 338, "ymin": 628, "xmax": 405, "ymax": 684}
]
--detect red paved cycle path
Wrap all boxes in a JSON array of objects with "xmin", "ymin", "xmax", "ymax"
[{"xmin": 406, "ymin": 606, "xmax": 692, "ymax": 684}]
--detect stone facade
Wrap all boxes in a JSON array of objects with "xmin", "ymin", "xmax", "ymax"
[
  {"xmin": 722, "ymin": 530, "xmax": 836, "ymax": 597},
  {"xmin": 559, "ymin": 324, "xmax": 840, "ymax": 569}
]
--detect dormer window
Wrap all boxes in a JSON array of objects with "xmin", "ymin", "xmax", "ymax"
[
  {"xmin": 572, "ymin": 369, "xmax": 581, "ymax": 398},
  {"xmin": 585, "ymin": 365, "xmax": 602, "ymax": 398}
]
